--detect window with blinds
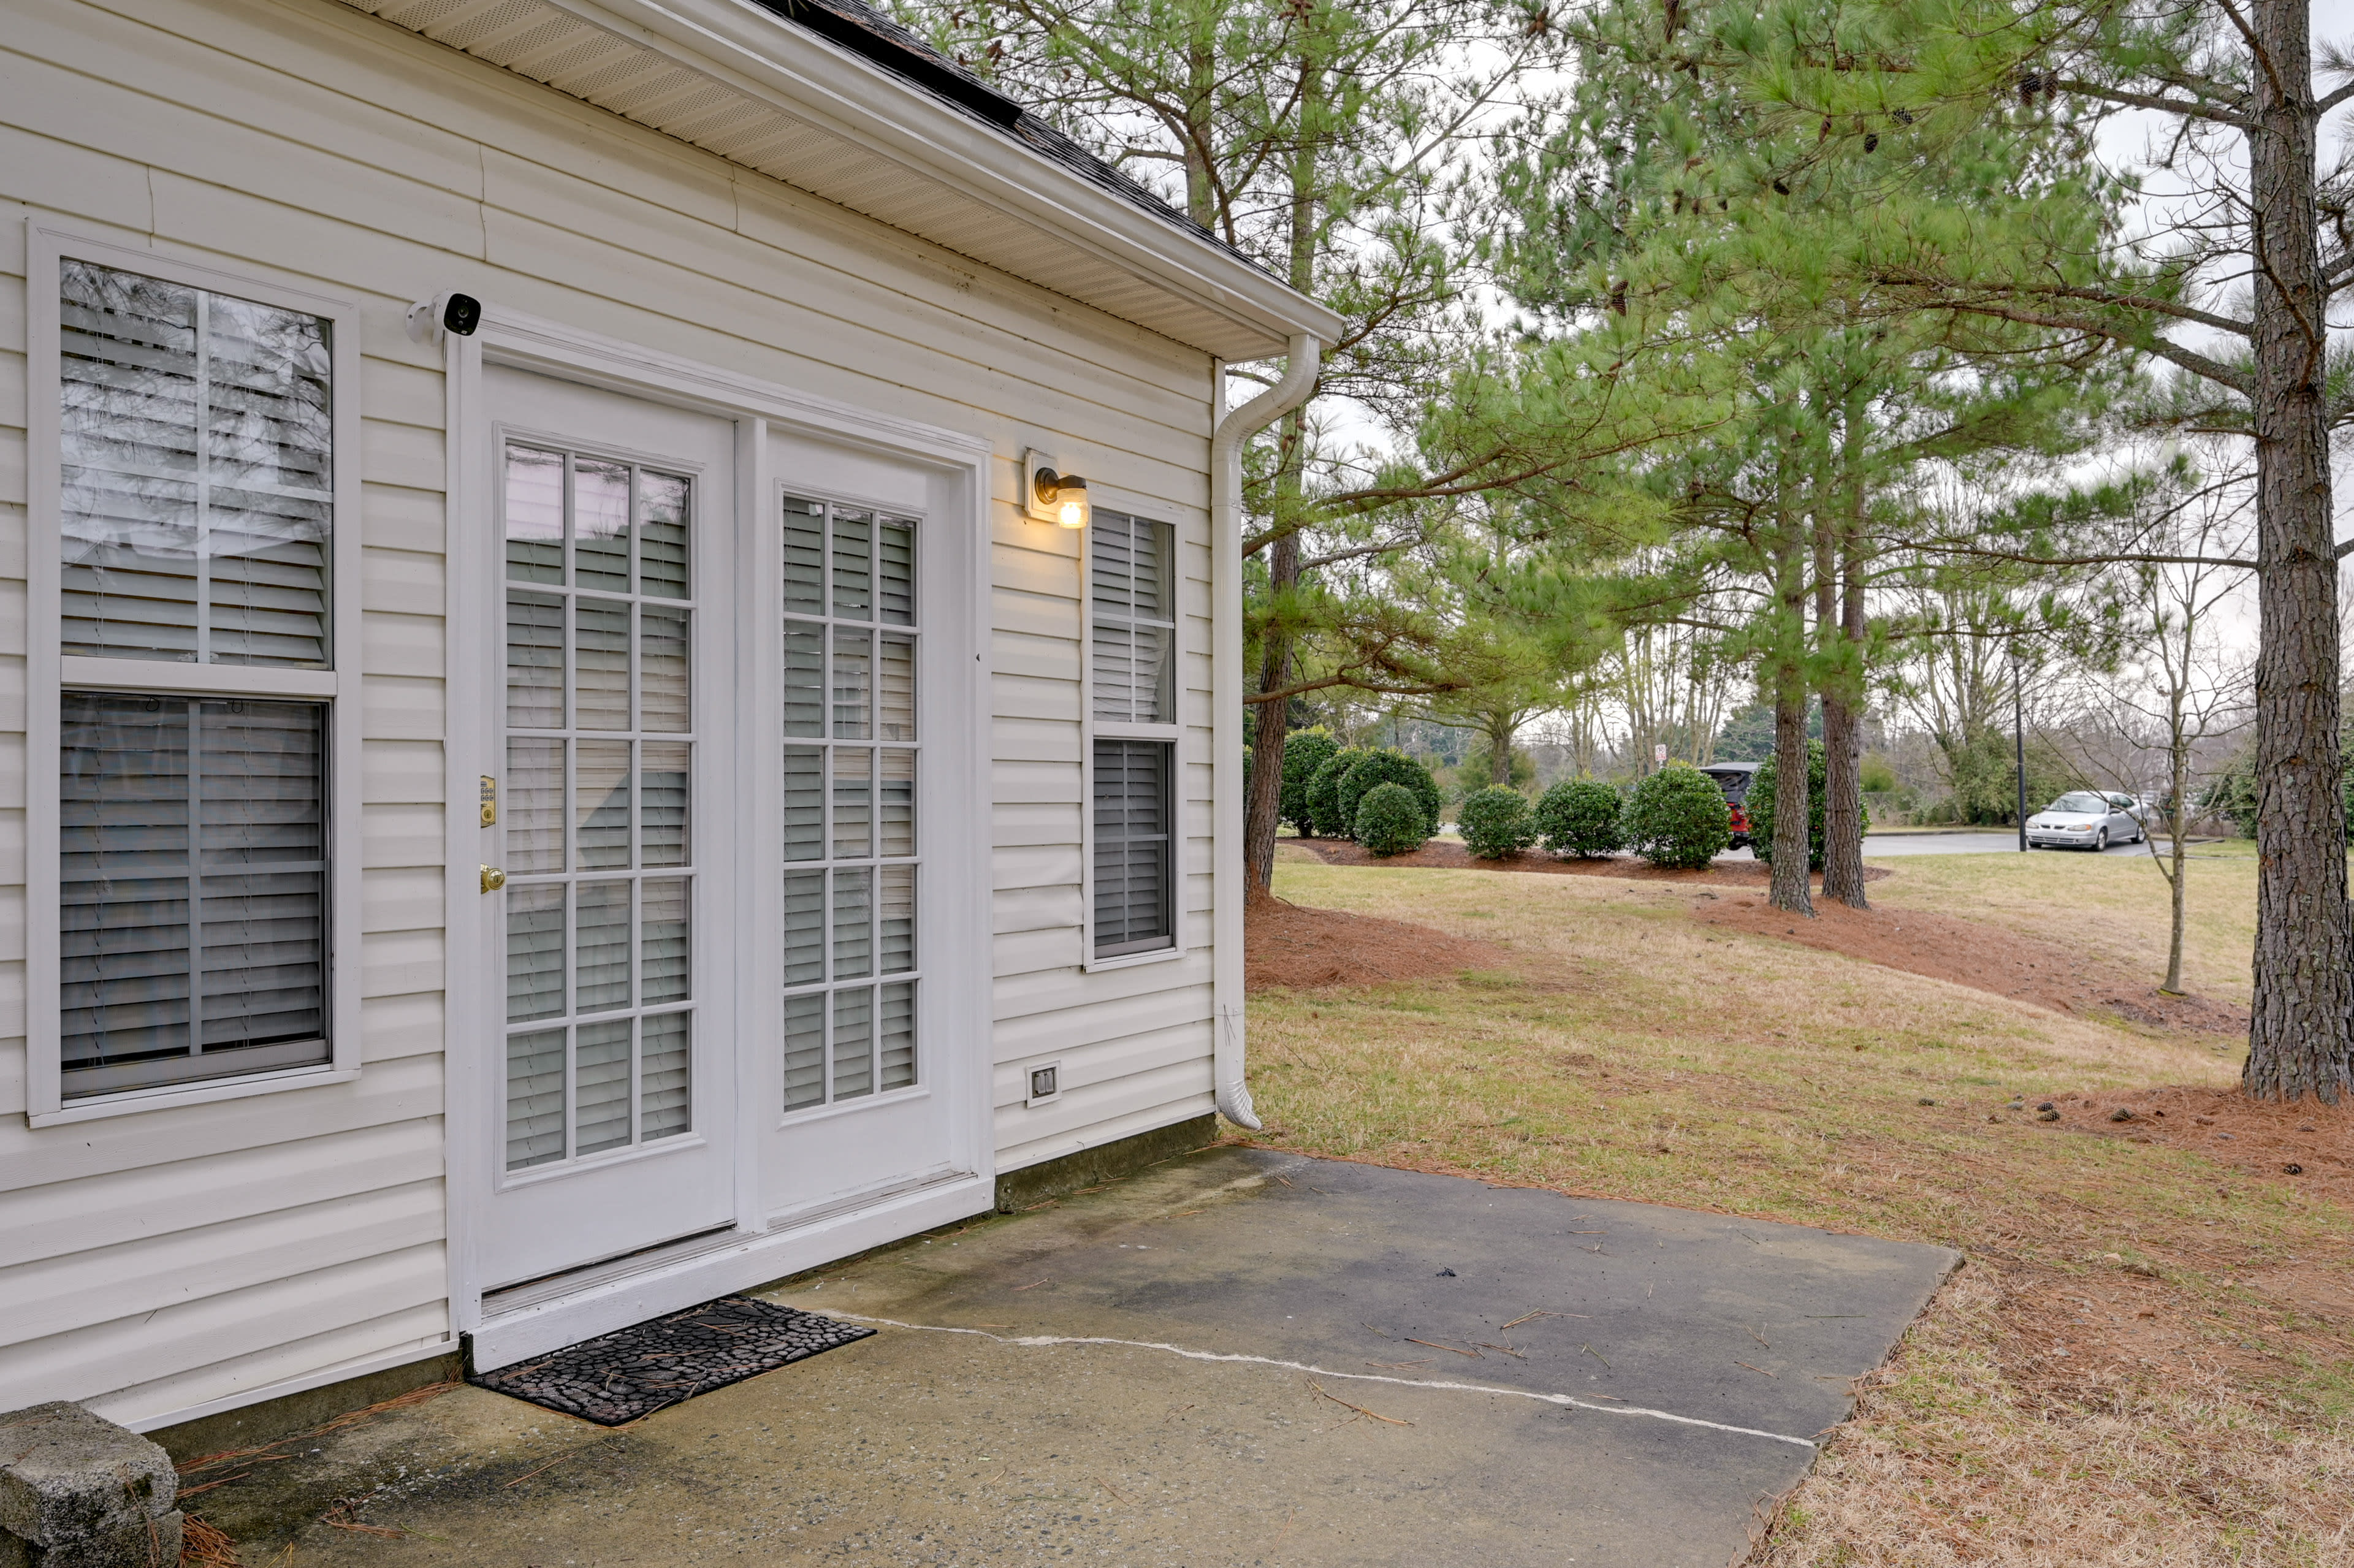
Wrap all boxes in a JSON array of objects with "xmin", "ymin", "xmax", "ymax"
[
  {"xmin": 59, "ymin": 693, "xmax": 330, "ymax": 1098},
  {"xmin": 58, "ymin": 259, "xmax": 333, "ymax": 668},
  {"xmin": 1089, "ymin": 509, "xmax": 1178, "ymax": 958},
  {"xmin": 780, "ymin": 495, "xmax": 920, "ymax": 1114}
]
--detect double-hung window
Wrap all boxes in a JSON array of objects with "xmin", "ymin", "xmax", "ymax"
[
  {"xmin": 27, "ymin": 229, "xmax": 361, "ymax": 1121},
  {"xmin": 1088, "ymin": 509, "xmax": 1179, "ymax": 961}
]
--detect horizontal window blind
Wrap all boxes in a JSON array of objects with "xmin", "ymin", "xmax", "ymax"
[
  {"xmin": 59, "ymin": 259, "xmax": 332, "ymax": 667},
  {"xmin": 60, "ymin": 692, "xmax": 330, "ymax": 1098},
  {"xmin": 1092, "ymin": 737, "xmax": 1172, "ymax": 956},
  {"xmin": 1089, "ymin": 509, "xmax": 1174, "ymax": 724}
]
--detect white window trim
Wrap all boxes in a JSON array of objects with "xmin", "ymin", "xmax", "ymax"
[
  {"xmin": 22, "ymin": 222, "xmax": 366, "ymax": 1127},
  {"xmin": 1081, "ymin": 501, "xmax": 1187, "ymax": 972}
]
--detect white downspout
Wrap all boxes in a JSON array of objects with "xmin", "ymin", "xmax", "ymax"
[{"xmin": 1210, "ymin": 332, "xmax": 1321, "ymax": 1130}]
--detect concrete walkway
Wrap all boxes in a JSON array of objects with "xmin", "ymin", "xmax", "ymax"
[{"xmin": 199, "ymin": 1149, "xmax": 1956, "ymax": 1567}]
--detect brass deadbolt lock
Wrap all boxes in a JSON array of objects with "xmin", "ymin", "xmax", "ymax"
[{"xmin": 481, "ymin": 865, "xmax": 506, "ymax": 894}]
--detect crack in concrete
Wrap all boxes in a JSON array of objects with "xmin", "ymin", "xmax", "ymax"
[{"xmin": 823, "ymin": 1313, "xmax": 1820, "ymax": 1450}]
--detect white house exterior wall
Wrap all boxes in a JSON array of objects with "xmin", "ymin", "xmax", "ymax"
[{"xmin": 0, "ymin": 0, "xmax": 1218, "ymax": 1429}]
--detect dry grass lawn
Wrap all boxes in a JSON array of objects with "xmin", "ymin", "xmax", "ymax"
[{"xmin": 1245, "ymin": 845, "xmax": 2354, "ymax": 1566}]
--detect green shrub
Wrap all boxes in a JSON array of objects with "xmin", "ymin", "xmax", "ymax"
[
  {"xmin": 1457, "ymin": 786, "xmax": 1536, "ymax": 859},
  {"xmin": 1336, "ymin": 749, "xmax": 1441, "ymax": 839},
  {"xmin": 1279, "ymin": 729, "xmax": 1340, "ymax": 834},
  {"xmin": 1532, "ymin": 778, "xmax": 1625, "ymax": 858},
  {"xmin": 1749, "ymin": 742, "xmax": 1872, "ymax": 867},
  {"xmin": 1305, "ymin": 747, "xmax": 1371, "ymax": 838},
  {"xmin": 1354, "ymin": 782, "xmax": 1429, "ymax": 856},
  {"xmin": 1623, "ymin": 764, "xmax": 1731, "ymax": 869}
]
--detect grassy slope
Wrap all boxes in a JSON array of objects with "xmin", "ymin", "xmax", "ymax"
[{"xmin": 1247, "ymin": 850, "xmax": 2352, "ymax": 1566}]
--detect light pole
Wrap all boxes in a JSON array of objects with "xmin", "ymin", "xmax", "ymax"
[{"xmin": 2014, "ymin": 654, "xmax": 2028, "ymax": 852}]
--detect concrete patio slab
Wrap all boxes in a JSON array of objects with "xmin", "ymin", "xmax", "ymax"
[{"xmin": 189, "ymin": 1147, "xmax": 1955, "ymax": 1567}]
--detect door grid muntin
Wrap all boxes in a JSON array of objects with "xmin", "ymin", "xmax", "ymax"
[
  {"xmin": 780, "ymin": 494, "xmax": 919, "ymax": 1114},
  {"xmin": 501, "ymin": 441, "xmax": 696, "ymax": 1173}
]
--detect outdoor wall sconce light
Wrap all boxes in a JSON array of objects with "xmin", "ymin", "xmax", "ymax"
[{"xmin": 1021, "ymin": 448, "xmax": 1091, "ymax": 529}]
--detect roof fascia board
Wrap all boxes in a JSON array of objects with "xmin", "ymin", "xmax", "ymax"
[{"xmin": 530, "ymin": 0, "xmax": 1344, "ymax": 349}]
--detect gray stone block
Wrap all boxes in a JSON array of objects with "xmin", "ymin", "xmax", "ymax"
[{"xmin": 0, "ymin": 1404, "xmax": 180, "ymax": 1566}]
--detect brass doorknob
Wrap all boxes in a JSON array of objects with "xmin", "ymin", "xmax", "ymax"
[{"xmin": 481, "ymin": 865, "xmax": 506, "ymax": 894}]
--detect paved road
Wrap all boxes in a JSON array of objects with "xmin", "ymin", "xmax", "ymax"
[{"xmin": 1721, "ymin": 832, "xmax": 2191, "ymax": 860}]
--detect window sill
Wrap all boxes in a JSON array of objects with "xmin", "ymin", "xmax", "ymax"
[
  {"xmin": 1083, "ymin": 943, "xmax": 1184, "ymax": 973},
  {"xmin": 774, "ymin": 1083, "xmax": 932, "ymax": 1130},
  {"xmin": 28, "ymin": 1062, "xmax": 359, "ymax": 1128}
]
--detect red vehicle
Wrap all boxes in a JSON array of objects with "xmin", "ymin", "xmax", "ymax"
[{"xmin": 1699, "ymin": 762, "xmax": 1762, "ymax": 850}]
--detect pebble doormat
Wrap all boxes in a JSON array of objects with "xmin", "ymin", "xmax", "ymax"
[{"xmin": 470, "ymin": 1296, "xmax": 876, "ymax": 1424}]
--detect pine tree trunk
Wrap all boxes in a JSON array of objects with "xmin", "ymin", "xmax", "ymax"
[
  {"xmin": 2244, "ymin": 0, "xmax": 2354, "ymax": 1102},
  {"xmin": 1820, "ymin": 419, "xmax": 1870, "ymax": 908},
  {"xmin": 2165, "ymin": 691, "xmax": 2190, "ymax": 994},
  {"xmin": 1244, "ymin": 476, "xmax": 1301, "ymax": 893},
  {"xmin": 1770, "ymin": 687, "xmax": 1815, "ymax": 916},
  {"xmin": 1769, "ymin": 502, "xmax": 1815, "ymax": 916}
]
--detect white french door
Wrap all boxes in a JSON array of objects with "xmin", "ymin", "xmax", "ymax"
[
  {"xmin": 752, "ymin": 429, "xmax": 968, "ymax": 1222},
  {"xmin": 474, "ymin": 366, "xmax": 737, "ymax": 1291}
]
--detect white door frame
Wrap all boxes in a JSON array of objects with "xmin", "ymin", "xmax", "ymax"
[{"xmin": 443, "ymin": 307, "xmax": 996, "ymax": 1368}]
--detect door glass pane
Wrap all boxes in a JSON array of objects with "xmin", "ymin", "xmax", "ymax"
[
  {"xmin": 832, "ymin": 987, "xmax": 872, "ymax": 1100},
  {"xmin": 832, "ymin": 867, "xmax": 872, "ymax": 980},
  {"xmin": 501, "ymin": 440, "xmax": 697, "ymax": 1169},
  {"xmin": 576, "ymin": 881, "xmax": 632, "ymax": 1013},
  {"xmin": 832, "ymin": 748, "xmax": 871, "ymax": 858},
  {"xmin": 573, "ymin": 460, "xmax": 630, "ymax": 593},
  {"xmin": 641, "ymin": 606, "xmax": 690, "ymax": 733},
  {"xmin": 880, "ymin": 749, "xmax": 914, "ymax": 856},
  {"xmin": 638, "ymin": 472, "xmax": 690, "ymax": 599},
  {"xmin": 832, "ymin": 628, "xmax": 870, "ymax": 738},
  {"xmin": 641, "ymin": 742, "xmax": 690, "ymax": 867},
  {"xmin": 641, "ymin": 877, "xmax": 690, "ymax": 1005},
  {"xmin": 783, "ymin": 872, "xmax": 824, "ymax": 985},
  {"xmin": 574, "ymin": 740, "xmax": 631, "ymax": 870},
  {"xmin": 506, "ymin": 592, "xmax": 564, "ymax": 729},
  {"xmin": 507, "ymin": 737, "xmax": 564, "ymax": 875},
  {"xmin": 505, "ymin": 1029, "xmax": 567, "ymax": 1168},
  {"xmin": 779, "ymin": 494, "xmax": 919, "ymax": 1112},
  {"xmin": 831, "ymin": 508, "xmax": 870, "ymax": 619},
  {"xmin": 641, "ymin": 1011, "xmax": 691, "ymax": 1139},
  {"xmin": 574, "ymin": 1018, "xmax": 634, "ymax": 1154},
  {"xmin": 880, "ymin": 982, "xmax": 915, "ymax": 1090},
  {"xmin": 783, "ymin": 747, "xmax": 823, "ymax": 861},
  {"xmin": 782, "ymin": 497, "xmax": 824, "ymax": 615},
  {"xmin": 505, "ymin": 446, "xmax": 565, "ymax": 582},
  {"xmin": 574, "ymin": 599, "xmax": 630, "ymax": 730},
  {"xmin": 782, "ymin": 994, "xmax": 824, "ymax": 1112},
  {"xmin": 783, "ymin": 626, "xmax": 823, "ymax": 737},
  {"xmin": 506, "ymin": 883, "xmax": 566, "ymax": 1023}
]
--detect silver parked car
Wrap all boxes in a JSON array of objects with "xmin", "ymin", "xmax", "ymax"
[{"xmin": 2026, "ymin": 791, "xmax": 2147, "ymax": 851}]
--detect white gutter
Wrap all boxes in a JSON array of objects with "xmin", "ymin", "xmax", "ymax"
[{"xmin": 1210, "ymin": 333, "xmax": 1321, "ymax": 1130}]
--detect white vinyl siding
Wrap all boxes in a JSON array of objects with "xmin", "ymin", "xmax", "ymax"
[{"xmin": 0, "ymin": 0, "xmax": 1220, "ymax": 1428}]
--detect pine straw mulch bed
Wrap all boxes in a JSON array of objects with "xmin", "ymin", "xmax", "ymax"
[
  {"xmin": 1244, "ymin": 890, "xmax": 1512, "ymax": 989},
  {"xmin": 1689, "ymin": 892, "xmax": 2252, "ymax": 1040},
  {"xmin": 1292, "ymin": 835, "xmax": 1894, "ymax": 888}
]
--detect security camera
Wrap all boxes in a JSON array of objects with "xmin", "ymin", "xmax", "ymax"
[{"xmin": 405, "ymin": 291, "xmax": 483, "ymax": 344}]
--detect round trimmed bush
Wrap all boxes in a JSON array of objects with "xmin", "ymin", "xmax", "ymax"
[
  {"xmin": 1354, "ymin": 782, "xmax": 1430, "ymax": 856},
  {"xmin": 1336, "ymin": 749, "xmax": 1441, "ymax": 840},
  {"xmin": 1458, "ymin": 785, "xmax": 1536, "ymax": 859},
  {"xmin": 1305, "ymin": 747, "xmax": 1371, "ymax": 838},
  {"xmin": 1532, "ymin": 778, "xmax": 1625, "ymax": 859},
  {"xmin": 1750, "ymin": 740, "xmax": 1869, "ymax": 867},
  {"xmin": 1279, "ymin": 729, "xmax": 1340, "ymax": 835},
  {"xmin": 1623, "ymin": 764, "xmax": 1731, "ymax": 869}
]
